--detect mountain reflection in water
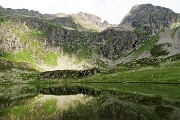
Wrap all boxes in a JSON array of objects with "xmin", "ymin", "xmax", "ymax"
[{"xmin": 0, "ymin": 83, "xmax": 180, "ymax": 120}]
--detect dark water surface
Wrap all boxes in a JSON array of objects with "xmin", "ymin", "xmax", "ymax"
[{"xmin": 0, "ymin": 83, "xmax": 180, "ymax": 120}]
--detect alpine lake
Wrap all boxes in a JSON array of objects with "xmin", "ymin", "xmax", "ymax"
[{"xmin": 0, "ymin": 82, "xmax": 180, "ymax": 120}]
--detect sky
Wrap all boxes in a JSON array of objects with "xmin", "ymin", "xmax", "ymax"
[{"xmin": 0, "ymin": 0, "xmax": 180, "ymax": 24}]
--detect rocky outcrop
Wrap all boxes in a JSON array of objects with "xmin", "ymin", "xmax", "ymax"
[
  {"xmin": 120, "ymin": 4, "xmax": 179, "ymax": 34},
  {"xmin": 39, "ymin": 67, "xmax": 100, "ymax": 79}
]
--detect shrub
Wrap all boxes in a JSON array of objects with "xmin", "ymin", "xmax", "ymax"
[{"xmin": 150, "ymin": 45, "xmax": 169, "ymax": 57}]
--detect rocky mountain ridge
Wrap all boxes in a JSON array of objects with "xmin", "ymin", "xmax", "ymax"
[
  {"xmin": 0, "ymin": 3, "xmax": 180, "ymax": 71},
  {"xmin": 0, "ymin": 6, "xmax": 56, "ymax": 19},
  {"xmin": 55, "ymin": 11, "xmax": 112, "ymax": 31},
  {"xmin": 0, "ymin": 6, "xmax": 111, "ymax": 32}
]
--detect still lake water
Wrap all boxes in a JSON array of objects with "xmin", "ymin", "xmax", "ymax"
[{"xmin": 0, "ymin": 83, "xmax": 180, "ymax": 120}]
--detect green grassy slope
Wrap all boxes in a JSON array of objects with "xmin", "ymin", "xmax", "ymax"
[
  {"xmin": 73, "ymin": 55, "xmax": 180, "ymax": 83},
  {"xmin": 132, "ymin": 34, "xmax": 160, "ymax": 59},
  {"xmin": 0, "ymin": 57, "xmax": 38, "ymax": 83}
]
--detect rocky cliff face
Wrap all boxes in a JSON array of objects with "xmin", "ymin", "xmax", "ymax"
[
  {"xmin": 19, "ymin": 17, "xmax": 148, "ymax": 60},
  {"xmin": 120, "ymin": 4, "xmax": 179, "ymax": 34},
  {"xmin": 95, "ymin": 28, "xmax": 149, "ymax": 59},
  {"xmin": 51, "ymin": 17, "xmax": 78, "ymax": 29}
]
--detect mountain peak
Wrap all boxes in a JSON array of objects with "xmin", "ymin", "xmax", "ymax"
[
  {"xmin": 102, "ymin": 20, "xmax": 109, "ymax": 25},
  {"xmin": 76, "ymin": 11, "xmax": 102, "ymax": 23},
  {"xmin": 120, "ymin": 3, "xmax": 179, "ymax": 33}
]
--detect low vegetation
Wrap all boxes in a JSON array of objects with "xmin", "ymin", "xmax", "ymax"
[
  {"xmin": 170, "ymin": 25, "xmax": 180, "ymax": 38},
  {"xmin": 0, "ymin": 17, "xmax": 6, "ymax": 24},
  {"xmin": 44, "ymin": 51, "xmax": 58, "ymax": 66},
  {"xmin": 133, "ymin": 28, "xmax": 150, "ymax": 36},
  {"xmin": 150, "ymin": 44, "xmax": 169, "ymax": 57}
]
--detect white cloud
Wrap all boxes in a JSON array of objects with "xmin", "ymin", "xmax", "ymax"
[{"xmin": 0, "ymin": 0, "xmax": 180, "ymax": 24}]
